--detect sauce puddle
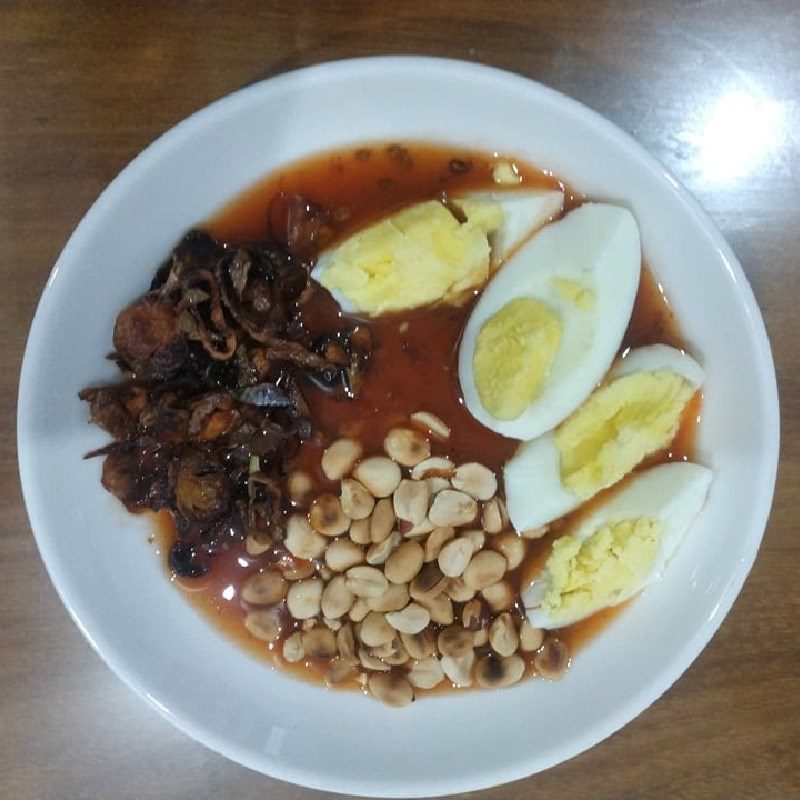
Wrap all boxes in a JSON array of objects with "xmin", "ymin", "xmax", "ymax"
[{"xmin": 153, "ymin": 141, "xmax": 699, "ymax": 694}]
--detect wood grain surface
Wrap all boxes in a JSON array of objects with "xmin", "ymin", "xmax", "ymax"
[{"xmin": 1, "ymin": 2, "xmax": 798, "ymax": 799}]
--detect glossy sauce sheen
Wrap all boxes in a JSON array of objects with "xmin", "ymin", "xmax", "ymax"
[{"xmin": 156, "ymin": 143, "xmax": 699, "ymax": 691}]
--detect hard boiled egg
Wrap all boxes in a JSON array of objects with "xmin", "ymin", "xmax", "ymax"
[
  {"xmin": 311, "ymin": 200, "xmax": 491, "ymax": 315},
  {"xmin": 504, "ymin": 344, "xmax": 704, "ymax": 532},
  {"xmin": 311, "ymin": 191, "xmax": 564, "ymax": 316},
  {"xmin": 458, "ymin": 203, "xmax": 641, "ymax": 439},
  {"xmin": 521, "ymin": 461, "xmax": 712, "ymax": 628}
]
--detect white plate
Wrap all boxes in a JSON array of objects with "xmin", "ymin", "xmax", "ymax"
[{"xmin": 17, "ymin": 57, "xmax": 780, "ymax": 796}]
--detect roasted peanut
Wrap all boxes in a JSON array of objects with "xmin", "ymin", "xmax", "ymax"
[
  {"xmin": 321, "ymin": 438, "xmax": 362, "ymax": 481},
  {"xmin": 366, "ymin": 530, "xmax": 401, "ymax": 565},
  {"xmin": 437, "ymin": 537, "xmax": 474, "ymax": 578},
  {"xmin": 385, "ymin": 541, "xmax": 424, "ymax": 584},
  {"xmin": 368, "ymin": 673, "xmax": 414, "ymax": 707},
  {"xmin": 327, "ymin": 656, "xmax": 358, "ymax": 684},
  {"xmin": 462, "ymin": 598, "xmax": 490, "ymax": 631},
  {"xmin": 411, "ymin": 456, "xmax": 455, "ymax": 480},
  {"xmin": 428, "ymin": 489, "xmax": 478, "ymax": 527},
  {"xmin": 302, "ymin": 627, "xmax": 337, "ymax": 659},
  {"xmin": 475, "ymin": 653, "xmax": 525, "ymax": 687},
  {"xmin": 441, "ymin": 651, "xmax": 475, "ymax": 687},
  {"xmin": 280, "ymin": 560, "xmax": 316, "ymax": 581},
  {"xmin": 321, "ymin": 575, "xmax": 355, "ymax": 619},
  {"xmin": 370, "ymin": 635, "xmax": 409, "ymax": 666},
  {"xmin": 308, "ymin": 493, "xmax": 350, "ymax": 536},
  {"xmin": 438, "ymin": 625, "xmax": 474, "ymax": 659},
  {"xmin": 407, "ymin": 657, "xmax": 445, "ymax": 689},
  {"xmin": 359, "ymin": 611, "xmax": 396, "ymax": 647},
  {"xmin": 340, "ymin": 478, "xmax": 375, "ymax": 520},
  {"xmin": 409, "ymin": 562, "xmax": 447, "ymax": 601},
  {"xmin": 481, "ymin": 497, "xmax": 504, "ymax": 534},
  {"xmin": 245, "ymin": 535, "xmax": 271, "ymax": 556},
  {"xmin": 348, "ymin": 597, "xmax": 370, "ymax": 622},
  {"xmin": 451, "ymin": 462, "xmax": 497, "ymax": 500},
  {"xmin": 409, "ymin": 411, "xmax": 451, "ymax": 440},
  {"xmin": 287, "ymin": 470, "xmax": 313, "ymax": 507},
  {"xmin": 426, "ymin": 476, "xmax": 452, "ymax": 495},
  {"xmin": 369, "ymin": 497, "xmax": 396, "ymax": 542},
  {"xmin": 446, "ymin": 577, "xmax": 476, "ymax": 602},
  {"xmin": 346, "ymin": 565, "xmax": 389, "ymax": 598},
  {"xmin": 419, "ymin": 592, "xmax": 454, "ymax": 625},
  {"xmin": 424, "ymin": 526, "xmax": 455, "ymax": 562},
  {"xmin": 385, "ymin": 602, "xmax": 430, "ymax": 634},
  {"xmin": 492, "ymin": 532, "xmax": 526, "ymax": 570},
  {"xmin": 400, "ymin": 628, "xmax": 438, "ymax": 660},
  {"xmin": 534, "ymin": 637, "xmax": 570, "ymax": 679},
  {"xmin": 349, "ymin": 517, "xmax": 371, "ymax": 544},
  {"xmin": 401, "ymin": 518, "xmax": 435, "ymax": 539},
  {"xmin": 489, "ymin": 613, "xmax": 519, "ymax": 656},
  {"xmin": 384, "ymin": 428, "xmax": 431, "ymax": 467},
  {"xmin": 463, "ymin": 550, "xmax": 507, "ymax": 590},
  {"xmin": 519, "ymin": 620, "xmax": 545, "ymax": 652},
  {"xmin": 282, "ymin": 631, "xmax": 305, "ymax": 662},
  {"xmin": 286, "ymin": 578, "xmax": 324, "ymax": 619},
  {"xmin": 324, "ymin": 538, "xmax": 364, "ymax": 572},
  {"xmin": 244, "ymin": 610, "xmax": 281, "ymax": 642},
  {"xmin": 481, "ymin": 579, "xmax": 516, "ymax": 612},
  {"xmin": 353, "ymin": 456, "xmax": 402, "ymax": 498},
  {"xmin": 285, "ymin": 515, "xmax": 326, "ymax": 560},
  {"xmin": 366, "ymin": 582, "xmax": 410, "ymax": 613},
  {"xmin": 392, "ymin": 479, "xmax": 430, "ymax": 526},
  {"xmin": 241, "ymin": 569, "xmax": 287, "ymax": 605},
  {"xmin": 336, "ymin": 623, "xmax": 357, "ymax": 659},
  {"xmin": 359, "ymin": 648, "xmax": 391, "ymax": 672}
]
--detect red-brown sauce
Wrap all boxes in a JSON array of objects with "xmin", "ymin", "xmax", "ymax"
[{"xmin": 154, "ymin": 142, "xmax": 699, "ymax": 692}]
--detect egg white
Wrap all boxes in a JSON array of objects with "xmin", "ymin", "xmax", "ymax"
[
  {"xmin": 459, "ymin": 203, "xmax": 641, "ymax": 440},
  {"xmin": 523, "ymin": 461, "xmax": 713, "ymax": 628},
  {"xmin": 504, "ymin": 345, "xmax": 705, "ymax": 532},
  {"xmin": 612, "ymin": 342, "xmax": 706, "ymax": 385}
]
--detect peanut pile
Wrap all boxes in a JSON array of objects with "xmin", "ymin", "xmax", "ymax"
[{"xmin": 240, "ymin": 412, "xmax": 569, "ymax": 706}]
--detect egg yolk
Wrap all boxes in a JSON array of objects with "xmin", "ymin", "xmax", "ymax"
[
  {"xmin": 552, "ymin": 277, "xmax": 595, "ymax": 310},
  {"xmin": 473, "ymin": 297, "xmax": 563, "ymax": 420},
  {"xmin": 452, "ymin": 198, "xmax": 505, "ymax": 232},
  {"xmin": 555, "ymin": 369, "xmax": 695, "ymax": 499},
  {"xmin": 543, "ymin": 516, "xmax": 661, "ymax": 622},
  {"xmin": 317, "ymin": 200, "xmax": 501, "ymax": 315}
]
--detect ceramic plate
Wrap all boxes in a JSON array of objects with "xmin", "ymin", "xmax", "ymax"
[{"xmin": 18, "ymin": 57, "xmax": 779, "ymax": 796}]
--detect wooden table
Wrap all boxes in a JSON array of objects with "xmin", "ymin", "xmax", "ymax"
[{"xmin": 1, "ymin": 2, "xmax": 797, "ymax": 798}]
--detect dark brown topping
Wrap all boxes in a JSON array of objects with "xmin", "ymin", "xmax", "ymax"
[
  {"xmin": 175, "ymin": 449, "xmax": 231, "ymax": 523},
  {"xmin": 81, "ymin": 222, "xmax": 372, "ymax": 579},
  {"xmin": 113, "ymin": 296, "xmax": 178, "ymax": 364},
  {"xmin": 99, "ymin": 440, "xmax": 173, "ymax": 513},
  {"xmin": 79, "ymin": 384, "xmax": 145, "ymax": 439},
  {"xmin": 177, "ymin": 268, "xmax": 238, "ymax": 361},
  {"xmin": 112, "ymin": 296, "xmax": 189, "ymax": 380}
]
